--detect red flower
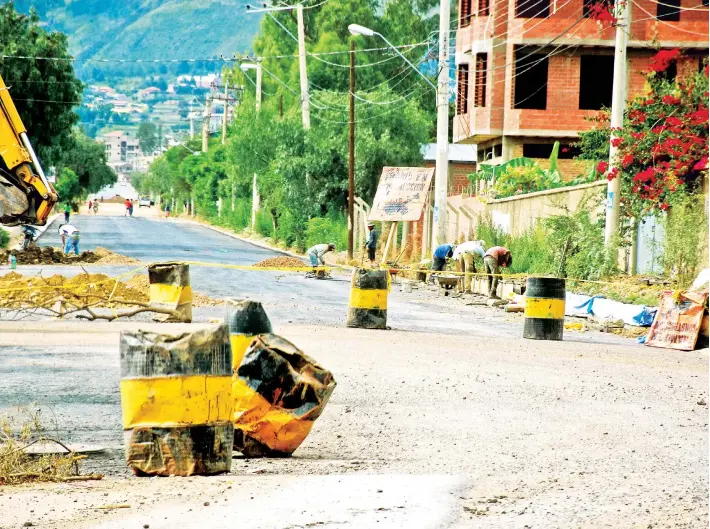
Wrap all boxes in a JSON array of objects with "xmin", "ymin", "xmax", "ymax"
[
  {"xmin": 686, "ymin": 109, "xmax": 709, "ymax": 125},
  {"xmin": 629, "ymin": 109, "xmax": 647, "ymax": 123},
  {"xmin": 611, "ymin": 137, "xmax": 623, "ymax": 147},
  {"xmin": 651, "ymin": 125, "xmax": 665, "ymax": 134},
  {"xmin": 660, "ymin": 203, "xmax": 669, "ymax": 211},
  {"xmin": 649, "ymin": 49, "xmax": 680, "ymax": 73},
  {"xmin": 631, "ymin": 132, "xmax": 644, "ymax": 140},
  {"xmin": 632, "ymin": 185, "xmax": 639, "ymax": 193},
  {"xmin": 694, "ymin": 156, "xmax": 708, "ymax": 170},
  {"xmin": 665, "ymin": 116, "xmax": 683, "ymax": 126},
  {"xmin": 644, "ymin": 99, "xmax": 655, "ymax": 106},
  {"xmin": 607, "ymin": 168, "xmax": 619, "ymax": 181},
  {"xmin": 633, "ymin": 167, "xmax": 655, "ymax": 182},
  {"xmin": 621, "ymin": 154, "xmax": 634, "ymax": 167},
  {"xmin": 661, "ymin": 95, "xmax": 681, "ymax": 105},
  {"xmin": 596, "ymin": 161, "xmax": 609, "ymax": 173}
]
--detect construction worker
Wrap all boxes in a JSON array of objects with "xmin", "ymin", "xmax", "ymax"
[
  {"xmin": 484, "ymin": 246, "xmax": 512, "ymax": 299},
  {"xmin": 58, "ymin": 223, "xmax": 81, "ymax": 255},
  {"xmin": 307, "ymin": 243, "xmax": 336, "ymax": 268},
  {"xmin": 453, "ymin": 240, "xmax": 486, "ymax": 293},
  {"xmin": 432, "ymin": 243, "xmax": 455, "ymax": 272},
  {"xmin": 364, "ymin": 222, "xmax": 378, "ymax": 266}
]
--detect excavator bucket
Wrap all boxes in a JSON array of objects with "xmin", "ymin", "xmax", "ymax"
[{"xmin": 0, "ymin": 75, "xmax": 58, "ymax": 226}]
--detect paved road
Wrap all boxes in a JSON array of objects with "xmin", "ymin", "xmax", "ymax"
[{"xmin": 34, "ymin": 214, "xmax": 634, "ymax": 342}]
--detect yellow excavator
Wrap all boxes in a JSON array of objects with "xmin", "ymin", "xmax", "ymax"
[{"xmin": 0, "ymin": 74, "xmax": 58, "ymax": 226}]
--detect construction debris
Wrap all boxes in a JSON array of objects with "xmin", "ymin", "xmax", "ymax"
[
  {"xmin": 0, "ymin": 245, "xmax": 139, "ymax": 266},
  {"xmin": 253, "ymin": 256, "xmax": 306, "ymax": 269},
  {"xmin": 123, "ymin": 274, "xmax": 222, "ymax": 307}
]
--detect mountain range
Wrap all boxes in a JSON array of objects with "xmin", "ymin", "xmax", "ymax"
[{"xmin": 14, "ymin": 0, "xmax": 261, "ymax": 76}]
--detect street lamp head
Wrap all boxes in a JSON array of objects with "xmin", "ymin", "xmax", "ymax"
[
  {"xmin": 348, "ymin": 24, "xmax": 375, "ymax": 37},
  {"xmin": 240, "ymin": 63, "xmax": 257, "ymax": 71}
]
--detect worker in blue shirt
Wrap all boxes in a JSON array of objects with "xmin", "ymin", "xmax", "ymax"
[{"xmin": 432, "ymin": 243, "xmax": 455, "ymax": 272}]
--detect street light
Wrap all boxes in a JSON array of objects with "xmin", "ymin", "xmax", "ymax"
[
  {"xmin": 240, "ymin": 61, "xmax": 262, "ymax": 112},
  {"xmin": 348, "ymin": 22, "xmax": 449, "ymax": 249}
]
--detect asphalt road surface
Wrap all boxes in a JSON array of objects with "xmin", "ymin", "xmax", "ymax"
[{"xmin": 0, "ymin": 214, "xmax": 706, "ymax": 528}]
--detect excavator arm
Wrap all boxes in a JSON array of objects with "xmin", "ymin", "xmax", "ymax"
[{"xmin": 0, "ymin": 74, "xmax": 58, "ymax": 226}]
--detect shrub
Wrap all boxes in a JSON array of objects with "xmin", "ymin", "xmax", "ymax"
[
  {"xmin": 305, "ymin": 214, "xmax": 348, "ymax": 252},
  {"xmin": 0, "ymin": 227, "xmax": 9, "ymax": 249},
  {"xmin": 661, "ymin": 194, "xmax": 707, "ymax": 287}
]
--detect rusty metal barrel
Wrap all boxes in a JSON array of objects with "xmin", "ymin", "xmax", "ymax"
[
  {"xmin": 346, "ymin": 268, "xmax": 388, "ymax": 329},
  {"xmin": 148, "ymin": 262, "xmax": 192, "ymax": 322},
  {"xmin": 119, "ymin": 324, "xmax": 233, "ymax": 476},
  {"xmin": 523, "ymin": 277, "xmax": 566, "ymax": 341}
]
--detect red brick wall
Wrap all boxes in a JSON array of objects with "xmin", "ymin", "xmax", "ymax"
[{"xmin": 424, "ymin": 161, "xmax": 477, "ymax": 195}]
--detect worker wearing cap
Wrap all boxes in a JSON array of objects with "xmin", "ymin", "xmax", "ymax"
[
  {"xmin": 307, "ymin": 243, "xmax": 336, "ymax": 268},
  {"xmin": 453, "ymin": 240, "xmax": 486, "ymax": 293},
  {"xmin": 484, "ymin": 246, "xmax": 512, "ymax": 299},
  {"xmin": 364, "ymin": 222, "xmax": 378, "ymax": 266},
  {"xmin": 58, "ymin": 223, "xmax": 81, "ymax": 255}
]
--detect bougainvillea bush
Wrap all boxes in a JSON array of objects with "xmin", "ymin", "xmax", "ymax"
[{"xmin": 579, "ymin": 51, "xmax": 708, "ymax": 220}]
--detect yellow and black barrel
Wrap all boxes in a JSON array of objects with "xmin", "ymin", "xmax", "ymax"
[
  {"xmin": 346, "ymin": 268, "xmax": 388, "ymax": 329},
  {"xmin": 523, "ymin": 277, "xmax": 566, "ymax": 340},
  {"xmin": 148, "ymin": 262, "xmax": 192, "ymax": 322},
  {"xmin": 232, "ymin": 334, "xmax": 336, "ymax": 457},
  {"xmin": 119, "ymin": 324, "xmax": 233, "ymax": 476}
]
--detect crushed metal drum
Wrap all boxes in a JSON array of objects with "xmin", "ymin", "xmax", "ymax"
[
  {"xmin": 119, "ymin": 324, "xmax": 233, "ymax": 476},
  {"xmin": 233, "ymin": 334, "xmax": 336, "ymax": 457},
  {"xmin": 346, "ymin": 268, "xmax": 388, "ymax": 330}
]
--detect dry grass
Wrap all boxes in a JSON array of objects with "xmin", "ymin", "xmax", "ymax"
[{"xmin": 0, "ymin": 410, "xmax": 102, "ymax": 486}]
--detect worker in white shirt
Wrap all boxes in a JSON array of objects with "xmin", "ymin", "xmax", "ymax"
[
  {"xmin": 58, "ymin": 223, "xmax": 81, "ymax": 255},
  {"xmin": 306, "ymin": 243, "xmax": 336, "ymax": 268},
  {"xmin": 453, "ymin": 240, "xmax": 486, "ymax": 293}
]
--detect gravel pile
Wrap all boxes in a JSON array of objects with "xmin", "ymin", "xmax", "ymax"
[{"xmin": 253, "ymin": 256, "xmax": 307, "ymax": 269}]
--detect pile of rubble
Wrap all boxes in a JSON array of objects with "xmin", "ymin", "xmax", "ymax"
[
  {"xmin": 253, "ymin": 256, "xmax": 307, "ymax": 269},
  {"xmin": 0, "ymin": 246, "xmax": 140, "ymax": 266}
]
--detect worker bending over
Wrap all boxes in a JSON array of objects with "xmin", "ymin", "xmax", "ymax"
[
  {"xmin": 58, "ymin": 223, "xmax": 81, "ymax": 255},
  {"xmin": 453, "ymin": 240, "xmax": 486, "ymax": 293},
  {"xmin": 483, "ymin": 246, "xmax": 512, "ymax": 299},
  {"xmin": 307, "ymin": 243, "xmax": 336, "ymax": 268},
  {"xmin": 432, "ymin": 243, "xmax": 455, "ymax": 272}
]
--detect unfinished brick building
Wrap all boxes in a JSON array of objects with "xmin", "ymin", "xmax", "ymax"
[{"xmin": 453, "ymin": 0, "xmax": 709, "ymax": 179}]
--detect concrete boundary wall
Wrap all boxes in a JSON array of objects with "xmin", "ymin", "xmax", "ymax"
[{"xmin": 446, "ymin": 180, "xmax": 607, "ymax": 240}]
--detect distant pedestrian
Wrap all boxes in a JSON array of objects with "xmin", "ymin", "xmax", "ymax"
[
  {"xmin": 165, "ymin": 203, "xmax": 171, "ymax": 218},
  {"xmin": 92, "ymin": 202, "xmax": 99, "ymax": 215},
  {"xmin": 363, "ymin": 222, "xmax": 378, "ymax": 266},
  {"xmin": 124, "ymin": 198, "xmax": 132, "ymax": 217},
  {"xmin": 64, "ymin": 204, "xmax": 71, "ymax": 223},
  {"xmin": 58, "ymin": 223, "xmax": 80, "ymax": 255},
  {"xmin": 87, "ymin": 200, "xmax": 92, "ymax": 213},
  {"xmin": 483, "ymin": 246, "xmax": 512, "ymax": 299}
]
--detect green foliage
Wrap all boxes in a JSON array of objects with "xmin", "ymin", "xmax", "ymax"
[
  {"xmin": 660, "ymin": 194, "xmax": 707, "ymax": 287},
  {"xmin": 0, "ymin": 3, "xmax": 83, "ymax": 165},
  {"xmin": 0, "ymin": 227, "xmax": 10, "ymax": 249},
  {"xmin": 58, "ymin": 131, "xmax": 116, "ymax": 194},
  {"xmin": 305, "ymin": 215, "xmax": 348, "ymax": 252},
  {"xmin": 54, "ymin": 168, "xmax": 82, "ymax": 206},
  {"xmin": 137, "ymin": 121, "xmax": 158, "ymax": 154}
]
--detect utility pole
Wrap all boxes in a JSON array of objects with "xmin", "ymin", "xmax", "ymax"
[
  {"xmin": 222, "ymin": 80, "xmax": 229, "ymax": 145},
  {"xmin": 296, "ymin": 4, "xmax": 311, "ymax": 129},
  {"xmin": 279, "ymin": 94, "xmax": 284, "ymax": 118},
  {"xmin": 604, "ymin": 0, "xmax": 630, "ymax": 245},
  {"xmin": 348, "ymin": 39, "xmax": 356, "ymax": 260},
  {"xmin": 433, "ymin": 0, "xmax": 451, "ymax": 249},
  {"xmin": 202, "ymin": 92, "xmax": 211, "ymax": 153},
  {"xmin": 256, "ymin": 61, "xmax": 263, "ymax": 112},
  {"xmin": 189, "ymin": 102, "xmax": 194, "ymax": 139}
]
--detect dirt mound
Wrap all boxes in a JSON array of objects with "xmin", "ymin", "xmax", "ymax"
[
  {"xmin": 254, "ymin": 256, "xmax": 307, "ymax": 269},
  {"xmin": 0, "ymin": 246, "xmax": 139, "ymax": 266}
]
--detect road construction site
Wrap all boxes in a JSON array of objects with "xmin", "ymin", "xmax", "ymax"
[{"xmin": 0, "ymin": 214, "xmax": 707, "ymax": 529}]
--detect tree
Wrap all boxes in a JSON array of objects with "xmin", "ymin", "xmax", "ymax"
[
  {"xmin": 54, "ymin": 168, "xmax": 82, "ymax": 206},
  {"xmin": 0, "ymin": 3, "xmax": 83, "ymax": 166},
  {"xmin": 58, "ymin": 131, "xmax": 116, "ymax": 194},
  {"xmin": 137, "ymin": 121, "xmax": 158, "ymax": 154}
]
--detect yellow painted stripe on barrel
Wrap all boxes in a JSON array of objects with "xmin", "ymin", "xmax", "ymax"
[
  {"xmin": 525, "ymin": 297, "xmax": 565, "ymax": 319},
  {"xmin": 349, "ymin": 287, "xmax": 388, "ymax": 310},
  {"xmin": 120, "ymin": 375, "xmax": 232, "ymax": 429},
  {"xmin": 149, "ymin": 284, "xmax": 192, "ymax": 305},
  {"xmin": 232, "ymin": 378, "xmax": 314, "ymax": 453},
  {"xmin": 230, "ymin": 334, "xmax": 255, "ymax": 369}
]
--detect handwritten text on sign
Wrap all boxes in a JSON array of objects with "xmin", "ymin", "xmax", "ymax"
[
  {"xmin": 368, "ymin": 167, "xmax": 435, "ymax": 221},
  {"xmin": 646, "ymin": 290, "xmax": 707, "ymax": 351}
]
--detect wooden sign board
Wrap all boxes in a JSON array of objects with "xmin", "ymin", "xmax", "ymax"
[
  {"xmin": 646, "ymin": 290, "xmax": 708, "ymax": 351},
  {"xmin": 368, "ymin": 166, "xmax": 434, "ymax": 222}
]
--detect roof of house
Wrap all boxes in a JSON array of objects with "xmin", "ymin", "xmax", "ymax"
[{"xmin": 421, "ymin": 143, "xmax": 477, "ymax": 163}]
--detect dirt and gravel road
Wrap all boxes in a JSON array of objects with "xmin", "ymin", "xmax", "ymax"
[
  {"xmin": 0, "ymin": 214, "xmax": 707, "ymax": 528},
  {"xmin": 0, "ymin": 322, "xmax": 707, "ymax": 528}
]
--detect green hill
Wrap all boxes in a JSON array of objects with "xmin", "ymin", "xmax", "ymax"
[{"xmin": 14, "ymin": 0, "xmax": 261, "ymax": 78}]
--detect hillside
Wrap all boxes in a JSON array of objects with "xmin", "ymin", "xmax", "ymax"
[{"xmin": 14, "ymin": 0, "xmax": 261, "ymax": 78}]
